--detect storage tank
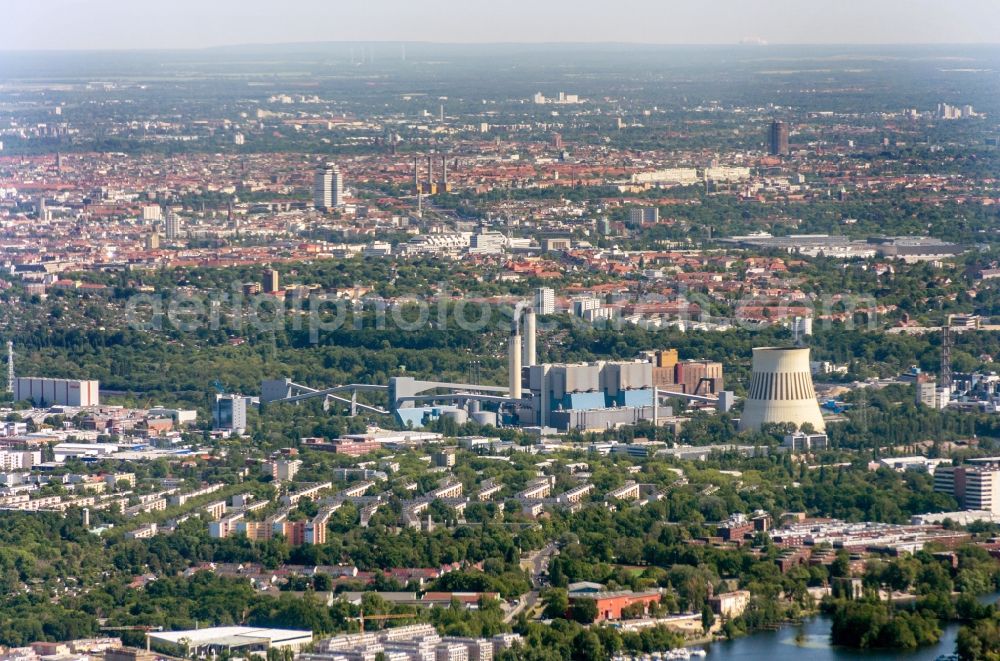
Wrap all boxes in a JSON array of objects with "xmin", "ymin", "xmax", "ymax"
[
  {"xmin": 443, "ymin": 409, "xmax": 469, "ymax": 424},
  {"xmin": 471, "ymin": 411, "xmax": 498, "ymax": 427},
  {"xmin": 738, "ymin": 347, "xmax": 825, "ymax": 432}
]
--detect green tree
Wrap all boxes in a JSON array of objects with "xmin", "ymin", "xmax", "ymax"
[
  {"xmin": 701, "ymin": 604, "xmax": 716, "ymax": 633},
  {"xmin": 542, "ymin": 588, "xmax": 569, "ymax": 619},
  {"xmin": 570, "ymin": 629, "xmax": 604, "ymax": 661},
  {"xmin": 571, "ymin": 599, "xmax": 598, "ymax": 625}
]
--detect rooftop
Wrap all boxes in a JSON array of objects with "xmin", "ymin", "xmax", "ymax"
[{"xmin": 149, "ymin": 626, "xmax": 312, "ymax": 649}]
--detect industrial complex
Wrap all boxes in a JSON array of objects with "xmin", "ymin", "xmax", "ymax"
[
  {"xmin": 7, "ymin": 333, "xmax": 831, "ymax": 438},
  {"xmin": 262, "ymin": 307, "xmax": 743, "ymax": 432}
]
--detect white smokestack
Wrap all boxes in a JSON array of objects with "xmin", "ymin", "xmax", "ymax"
[
  {"xmin": 522, "ymin": 308, "xmax": 537, "ymax": 367},
  {"xmin": 508, "ymin": 322, "xmax": 522, "ymax": 400}
]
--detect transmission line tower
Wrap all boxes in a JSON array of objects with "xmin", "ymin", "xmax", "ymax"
[
  {"xmin": 855, "ymin": 387, "xmax": 868, "ymax": 436},
  {"xmin": 940, "ymin": 325, "xmax": 953, "ymax": 388}
]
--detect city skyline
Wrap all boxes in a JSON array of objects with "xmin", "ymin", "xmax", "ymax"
[
  {"xmin": 5, "ymin": 0, "xmax": 1000, "ymax": 51},
  {"xmin": 2, "ymin": 0, "xmax": 1000, "ymax": 656}
]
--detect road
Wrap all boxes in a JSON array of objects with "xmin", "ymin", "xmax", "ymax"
[
  {"xmin": 506, "ymin": 542, "xmax": 559, "ymax": 622},
  {"xmin": 521, "ymin": 541, "xmax": 558, "ymax": 586}
]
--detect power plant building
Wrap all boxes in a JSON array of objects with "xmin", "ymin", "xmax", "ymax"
[
  {"xmin": 416, "ymin": 155, "xmax": 452, "ymax": 195},
  {"xmin": 262, "ymin": 311, "xmax": 737, "ymax": 433},
  {"xmin": 14, "ymin": 377, "xmax": 99, "ymax": 407},
  {"xmin": 649, "ymin": 350, "xmax": 724, "ymax": 396},
  {"xmin": 382, "ymin": 329, "xmax": 732, "ymax": 431},
  {"xmin": 520, "ymin": 360, "xmax": 664, "ymax": 431},
  {"xmin": 738, "ymin": 347, "xmax": 825, "ymax": 432}
]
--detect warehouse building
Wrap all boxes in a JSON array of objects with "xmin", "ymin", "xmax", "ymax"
[
  {"xmin": 14, "ymin": 377, "xmax": 99, "ymax": 407},
  {"xmin": 149, "ymin": 627, "xmax": 312, "ymax": 656}
]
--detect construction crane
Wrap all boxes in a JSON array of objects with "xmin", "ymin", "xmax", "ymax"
[
  {"xmin": 354, "ymin": 611, "xmax": 419, "ymax": 632},
  {"xmin": 99, "ymin": 626, "xmax": 163, "ymax": 651}
]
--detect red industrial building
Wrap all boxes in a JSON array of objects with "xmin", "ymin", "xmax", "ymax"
[
  {"xmin": 649, "ymin": 350, "xmax": 724, "ymax": 396},
  {"xmin": 568, "ymin": 590, "xmax": 662, "ymax": 622}
]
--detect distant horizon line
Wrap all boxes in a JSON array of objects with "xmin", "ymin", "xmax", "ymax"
[{"xmin": 2, "ymin": 38, "xmax": 999, "ymax": 54}]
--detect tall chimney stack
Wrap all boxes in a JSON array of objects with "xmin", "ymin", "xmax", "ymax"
[
  {"xmin": 522, "ymin": 308, "xmax": 536, "ymax": 367},
  {"xmin": 508, "ymin": 319, "xmax": 522, "ymax": 400}
]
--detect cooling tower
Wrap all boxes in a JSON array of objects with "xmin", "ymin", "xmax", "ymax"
[{"xmin": 738, "ymin": 347, "xmax": 825, "ymax": 432}]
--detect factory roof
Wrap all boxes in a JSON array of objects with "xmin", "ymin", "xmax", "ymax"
[
  {"xmin": 150, "ymin": 627, "xmax": 312, "ymax": 649},
  {"xmin": 569, "ymin": 589, "xmax": 661, "ymax": 601}
]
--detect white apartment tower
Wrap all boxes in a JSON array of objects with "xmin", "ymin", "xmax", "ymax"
[
  {"xmin": 314, "ymin": 162, "xmax": 344, "ymax": 210},
  {"xmin": 141, "ymin": 205, "xmax": 163, "ymax": 223},
  {"xmin": 935, "ymin": 460, "xmax": 1000, "ymax": 513},
  {"xmin": 164, "ymin": 211, "xmax": 183, "ymax": 240},
  {"xmin": 965, "ymin": 469, "xmax": 1000, "ymax": 512},
  {"xmin": 534, "ymin": 287, "xmax": 555, "ymax": 315}
]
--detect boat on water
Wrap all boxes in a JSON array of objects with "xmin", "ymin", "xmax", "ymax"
[
  {"xmin": 663, "ymin": 649, "xmax": 707, "ymax": 660},
  {"xmin": 611, "ymin": 649, "xmax": 706, "ymax": 661}
]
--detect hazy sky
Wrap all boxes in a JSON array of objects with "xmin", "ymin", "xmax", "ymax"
[{"xmin": 5, "ymin": 0, "xmax": 1000, "ymax": 50}]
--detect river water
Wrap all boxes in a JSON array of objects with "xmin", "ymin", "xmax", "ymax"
[{"xmin": 700, "ymin": 592, "xmax": 1000, "ymax": 660}]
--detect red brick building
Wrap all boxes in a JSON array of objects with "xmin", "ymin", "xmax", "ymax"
[
  {"xmin": 301, "ymin": 438, "xmax": 381, "ymax": 456},
  {"xmin": 717, "ymin": 520, "xmax": 754, "ymax": 542},
  {"xmin": 568, "ymin": 590, "xmax": 662, "ymax": 622}
]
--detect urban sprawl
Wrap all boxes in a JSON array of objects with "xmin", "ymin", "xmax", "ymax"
[{"xmin": 1, "ymin": 41, "xmax": 1000, "ymax": 661}]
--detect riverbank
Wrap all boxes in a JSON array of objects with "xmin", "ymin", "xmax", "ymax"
[
  {"xmin": 673, "ymin": 615, "xmax": 810, "ymax": 650},
  {"xmin": 701, "ymin": 590, "xmax": 1000, "ymax": 660}
]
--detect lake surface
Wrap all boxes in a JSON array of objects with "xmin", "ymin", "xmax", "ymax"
[{"xmin": 700, "ymin": 592, "xmax": 1000, "ymax": 660}]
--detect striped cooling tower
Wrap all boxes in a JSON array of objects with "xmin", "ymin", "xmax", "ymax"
[{"xmin": 738, "ymin": 347, "xmax": 825, "ymax": 432}]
